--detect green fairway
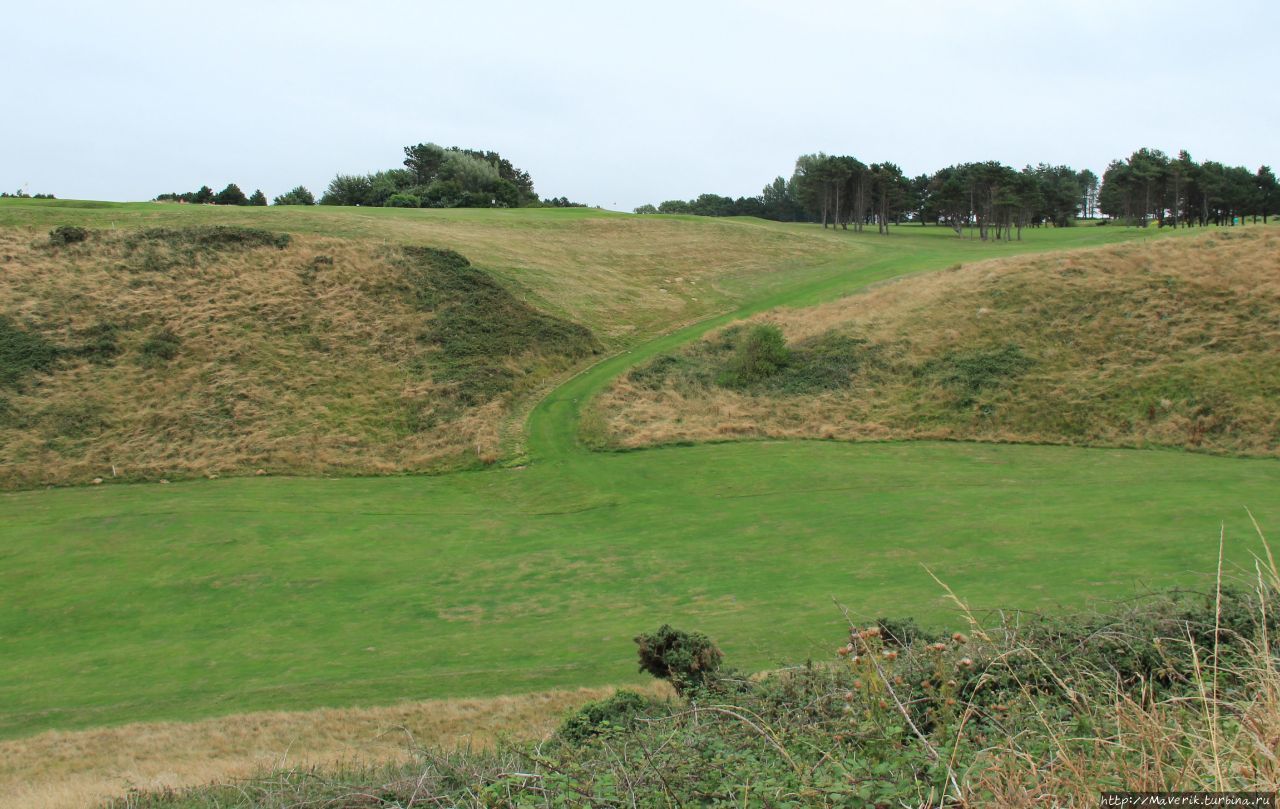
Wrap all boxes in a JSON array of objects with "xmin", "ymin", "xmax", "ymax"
[{"xmin": 2, "ymin": 206, "xmax": 1274, "ymax": 739}]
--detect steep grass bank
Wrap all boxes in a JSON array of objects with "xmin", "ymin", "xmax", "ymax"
[
  {"xmin": 0, "ymin": 228, "xmax": 596, "ymax": 487},
  {"xmin": 594, "ymin": 227, "xmax": 1280, "ymax": 456}
]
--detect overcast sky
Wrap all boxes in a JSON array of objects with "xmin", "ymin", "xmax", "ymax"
[{"xmin": 6, "ymin": 1, "xmax": 1277, "ymax": 211}]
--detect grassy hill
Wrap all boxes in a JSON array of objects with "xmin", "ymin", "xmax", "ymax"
[
  {"xmin": 0, "ymin": 201, "xmax": 862, "ymax": 487},
  {"xmin": 594, "ymin": 227, "xmax": 1280, "ymax": 456}
]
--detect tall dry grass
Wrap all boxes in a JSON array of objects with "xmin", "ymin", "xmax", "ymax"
[
  {"xmin": 596, "ymin": 227, "xmax": 1280, "ymax": 457},
  {"xmin": 0, "ymin": 230, "xmax": 549, "ymax": 487}
]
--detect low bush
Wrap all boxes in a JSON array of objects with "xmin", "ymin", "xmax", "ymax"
[
  {"xmin": 717, "ymin": 324, "xmax": 789, "ymax": 388},
  {"xmin": 556, "ymin": 690, "xmax": 658, "ymax": 743},
  {"xmin": 48, "ymin": 225, "xmax": 88, "ymax": 246},
  {"xmin": 634, "ymin": 624, "xmax": 723, "ymax": 694}
]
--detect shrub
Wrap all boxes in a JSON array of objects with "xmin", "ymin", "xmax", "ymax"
[
  {"xmin": 139, "ymin": 327, "xmax": 181, "ymax": 364},
  {"xmin": 634, "ymin": 624, "xmax": 723, "ymax": 694},
  {"xmin": 386, "ymin": 192, "xmax": 421, "ymax": 208},
  {"xmin": 717, "ymin": 324, "xmax": 789, "ymax": 388},
  {"xmin": 0, "ymin": 316, "xmax": 59, "ymax": 385},
  {"xmin": 48, "ymin": 225, "xmax": 88, "ymax": 246},
  {"xmin": 557, "ymin": 690, "xmax": 655, "ymax": 743}
]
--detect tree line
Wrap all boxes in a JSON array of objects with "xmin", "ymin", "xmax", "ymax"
[
  {"xmin": 639, "ymin": 148, "xmax": 1276, "ymax": 237},
  {"xmin": 155, "ymin": 142, "xmax": 587, "ymax": 210},
  {"xmin": 155, "ymin": 184, "xmax": 268, "ymax": 206}
]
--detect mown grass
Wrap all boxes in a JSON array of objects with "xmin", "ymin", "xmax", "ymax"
[{"xmin": 110, "ymin": 575, "xmax": 1280, "ymax": 807}]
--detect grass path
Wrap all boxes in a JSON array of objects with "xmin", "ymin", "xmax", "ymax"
[{"xmin": 3, "ymin": 219, "xmax": 1277, "ymax": 740}]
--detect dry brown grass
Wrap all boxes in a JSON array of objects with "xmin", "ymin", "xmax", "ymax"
[
  {"xmin": 0, "ymin": 230, "xmax": 551, "ymax": 487},
  {"xmin": 596, "ymin": 227, "xmax": 1280, "ymax": 456},
  {"xmin": 0, "ymin": 683, "xmax": 671, "ymax": 809}
]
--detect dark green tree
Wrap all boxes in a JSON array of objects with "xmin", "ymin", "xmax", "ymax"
[
  {"xmin": 273, "ymin": 186, "xmax": 316, "ymax": 206},
  {"xmin": 213, "ymin": 183, "xmax": 248, "ymax": 206}
]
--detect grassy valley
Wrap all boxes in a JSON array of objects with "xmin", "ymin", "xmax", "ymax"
[{"xmin": 1, "ymin": 204, "xmax": 1276, "ymax": 807}]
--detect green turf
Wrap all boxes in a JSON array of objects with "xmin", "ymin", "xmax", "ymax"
[{"xmin": 2, "ymin": 207, "xmax": 1274, "ymax": 739}]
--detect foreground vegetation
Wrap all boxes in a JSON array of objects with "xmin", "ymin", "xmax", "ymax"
[
  {"xmin": 595, "ymin": 227, "xmax": 1280, "ymax": 456},
  {"xmin": 115, "ymin": 568, "xmax": 1280, "ymax": 806}
]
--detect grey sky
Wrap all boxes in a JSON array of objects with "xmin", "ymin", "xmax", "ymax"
[{"xmin": 6, "ymin": 0, "xmax": 1277, "ymax": 211}]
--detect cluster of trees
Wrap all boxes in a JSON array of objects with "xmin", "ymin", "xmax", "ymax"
[
  {"xmin": 1, "ymin": 189, "xmax": 56, "ymax": 199},
  {"xmin": 317, "ymin": 143, "xmax": 541, "ymax": 208},
  {"xmin": 1099, "ymin": 149, "xmax": 1277, "ymax": 226},
  {"xmin": 155, "ymin": 184, "xmax": 267, "ymax": 206},
  {"xmin": 639, "ymin": 148, "xmax": 1273, "ymax": 237},
  {"xmin": 639, "ymin": 156, "xmax": 1098, "ymax": 240}
]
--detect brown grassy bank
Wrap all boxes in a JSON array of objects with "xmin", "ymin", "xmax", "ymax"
[
  {"xmin": 594, "ymin": 227, "xmax": 1280, "ymax": 456},
  {"xmin": 0, "ymin": 227, "xmax": 599, "ymax": 487}
]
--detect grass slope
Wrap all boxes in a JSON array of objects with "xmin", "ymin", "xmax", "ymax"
[
  {"xmin": 595, "ymin": 227, "xmax": 1280, "ymax": 456},
  {"xmin": 4, "ymin": 216, "xmax": 1276, "ymax": 744},
  {"xmin": 0, "ymin": 229, "xmax": 596, "ymax": 487}
]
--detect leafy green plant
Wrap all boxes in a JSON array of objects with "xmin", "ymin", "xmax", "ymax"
[
  {"xmin": 634, "ymin": 624, "xmax": 723, "ymax": 694},
  {"xmin": 556, "ymin": 690, "xmax": 656, "ymax": 743}
]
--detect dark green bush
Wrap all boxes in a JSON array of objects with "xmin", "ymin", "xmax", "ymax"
[
  {"xmin": 557, "ymin": 690, "xmax": 656, "ymax": 743},
  {"xmin": 634, "ymin": 624, "xmax": 723, "ymax": 694},
  {"xmin": 386, "ymin": 192, "xmax": 421, "ymax": 208},
  {"xmin": 139, "ymin": 327, "xmax": 181, "ymax": 364},
  {"xmin": 717, "ymin": 324, "xmax": 790, "ymax": 388},
  {"xmin": 0, "ymin": 316, "xmax": 59, "ymax": 385},
  {"xmin": 49, "ymin": 225, "xmax": 89, "ymax": 246}
]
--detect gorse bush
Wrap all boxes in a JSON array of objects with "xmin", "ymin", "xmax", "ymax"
[
  {"xmin": 48, "ymin": 225, "xmax": 88, "ymax": 246},
  {"xmin": 633, "ymin": 624, "xmax": 724, "ymax": 694}
]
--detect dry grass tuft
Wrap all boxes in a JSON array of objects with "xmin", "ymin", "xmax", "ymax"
[
  {"xmin": 597, "ymin": 227, "xmax": 1280, "ymax": 456},
  {"xmin": 0, "ymin": 684, "xmax": 670, "ymax": 809}
]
